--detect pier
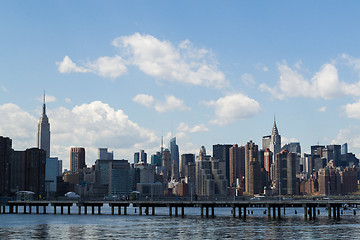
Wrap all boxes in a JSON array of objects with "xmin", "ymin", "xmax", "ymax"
[{"xmin": 0, "ymin": 199, "xmax": 357, "ymax": 220}]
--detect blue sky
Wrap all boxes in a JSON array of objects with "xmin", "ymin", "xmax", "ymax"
[{"xmin": 1, "ymin": 1, "xmax": 360, "ymax": 169}]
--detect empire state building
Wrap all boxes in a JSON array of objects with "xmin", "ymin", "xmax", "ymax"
[{"xmin": 37, "ymin": 94, "xmax": 50, "ymax": 158}]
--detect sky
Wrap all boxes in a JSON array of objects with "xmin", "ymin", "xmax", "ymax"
[{"xmin": 1, "ymin": 1, "xmax": 360, "ymax": 170}]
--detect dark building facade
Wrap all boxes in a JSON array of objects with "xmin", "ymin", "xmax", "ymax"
[
  {"xmin": 0, "ymin": 136, "xmax": 12, "ymax": 196},
  {"xmin": 213, "ymin": 144, "xmax": 233, "ymax": 187},
  {"xmin": 70, "ymin": 147, "xmax": 86, "ymax": 172}
]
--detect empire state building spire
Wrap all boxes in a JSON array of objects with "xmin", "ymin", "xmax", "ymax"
[{"xmin": 37, "ymin": 92, "xmax": 50, "ymax": 158}]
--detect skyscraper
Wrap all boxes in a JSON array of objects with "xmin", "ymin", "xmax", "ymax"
[
  {"xmin": 275, "ymin": 150, "xmax": 297, "ymax": 195},
  {"xmin": 213, "ymin": 144, "xmax": 233, "ymax": 187},
  {"xmin": 244, "ymin": 141, "xmax": 260, "ymax": 195},
  {"xmin": 0, "ymin": 136, "xmax": 12, "ymax": 196},
  {"xmin": 70, "ymin": 147, "xmax": 85, "ymax": 172},
  {"xmin": 170, "ymin": 137, "xmax": 179, "ymax": 180},
  {"xmin": 229, "ymin": 144, "xmax": 245, "ymax": 190},
  {"xmin": 270, "ymin": 120, "xmax": 281, "ymax": 155},
  {"xmin": 37, "ymin": 94, "xmax": 50, "ymax": 158}
]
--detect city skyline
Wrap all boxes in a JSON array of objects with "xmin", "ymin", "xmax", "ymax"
[{"xmin": 1, "ymin": 1, "xmax": 360, "ymax": 169}]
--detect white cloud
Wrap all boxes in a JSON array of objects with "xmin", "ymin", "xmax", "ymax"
[
  {"xmin": 86, "ymin": 55, "xmax": 127, "ymax": 79},
  {"xmin": 344, "ymin": 100, "xmax": 360, "ymax": 119},
  {"xmin": 154, "ymin": 95, "xmax": 190, "ymax": 113},
  {"xmin": 261, "ymin": 62, "xmax": 346, "ymax": 100},
  {"xmin": 57, "ymin": 56, "xmax": 90, "ymax": 73},
  {"xmin": 65, "ymin": 98, "xmax": 72, "ymax": 103},
  {"xmin": 318, "ymin": 106, "xmax": 326, "ymax": 112},
  {"xmin": 58, "ymin": 33, "xmax": 228, "ymax": 88},
  {"xmin": 332, "ymin": 126, "xmax": 360, "ymax": 150},
  {"xmin": 0, "ymin": 101, "xmax": 159, "ymax": 169},
  {"xmin": 177, "ymin": 122, "xmax": 209, "ymax": 133},
  {"xmin": 0, "ymin": 103, "xmax": 37, "ymax": 149},
  {"xmin": 206, "ymin": 93, "xmax": 261, "ymax": 126},
  {"xmin": 241, "ymin": 73, "xmax": 256, "ymax": 87},
  {"xmin": 341, "ymin": 54, "xmax": 360, "ymax": 74},
  {"xmin": 132, "ymin": 94, "xmax": 154, "ymax": 108},
  {"xmin": 281, "ymin": 136, "xmax": 299, "ymax": 146}
]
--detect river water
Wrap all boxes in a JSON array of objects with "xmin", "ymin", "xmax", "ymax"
[{"xmin": 0, "ymin": 205, "xmax": 359, "ymax": 239}]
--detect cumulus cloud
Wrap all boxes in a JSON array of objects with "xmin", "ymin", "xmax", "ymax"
[
  {"xmin": 65, "ymin": 98, "xmax": 72, "ymax": 103},
  {"xmin": 343, "ymin": 100, "xmax": 360, "ymax": 119},
  {"xmin": 0, "ymin": 103, "xmax": 37, "ymax": 149},
  {"xmin": 205, "ymin": 93, "xmax": 261, "ymax": 126},
  {"xmin": 0, "ymin": 101, "xmax": 159, "ymax": 169},
  {"xmin": 341, "ymin": 54, "xmax": 360, "ymax": 74},
  {"xmin": 154, "ymin": 95, "xmax": 190, "ymax": 113},
  {"xmin": 58, "ymin": 33, "xmax": 228, "ymax": 88},
  {"xmin": 260, "ymin": 62, "xmax": 348, "ymax": 100},
  {"xmin": 57, "ymin": 56, "xmax": 90, "ymax": 73},
  {"xmin": 132, "ymin": 94, "xmax": 154, "ymax": 108},
  {"xmin": 332, "ymin": 126, "xmax": 360, "ymax": 150},
  {"xmin": 177, "ymin": 122, "xmax": 209, "ymax": 133}
]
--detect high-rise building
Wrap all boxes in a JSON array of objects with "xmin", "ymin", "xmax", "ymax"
[
  {"xmin": 24, "ymin": 148, "xmax": 46, "ymax": 198},
  {"xmin": 282, "ymin": 142, "xmax": 301, "ymax": 154},
  {"xmin": 170, "ymin": 137, "xmax": 179, "ymax": 180},
  {"xmin": 57, "ymin": 159, "xmax": 63, "ymax": 176},
  {"xmin": 45, "ymin": 157, "xmax": 59, "ymax": 194},
  {"xmin": 264, "ymin": 148, "xmax": 272, "ymax": 181},
  {"xmin": 195, "ymin": 146, "xmax": 227, "ymax": 196},
  {"xmin": 37, "ymin": 94, "xmax": 50, "ymax": 158},
  {"xmin": 151, "ymin": 152, "xmax": 162, "ymax": 166},
  {"xmin": 341, "ymin": 143, "xmax": 348, "ymax": 155},
  {"xmin": 70, "ymin": 147, "xmax": 85, "ymax": 172},
  {"xmin": 134, "ymin": 150, "xmax": 147, "ymax": 164},
  {"xmin": 180, "ymin": 154, "xmax": 195, "ymax": 178},
  {"xmin": 244, "ymin": 141, "xmax": 260, "ymax": 195},
  {"xmin": 98, "ymin": 148, "xmax": 113, "ymax": 160},
  {"xmin": 213, "ymin": 144, "xmax": 233, "ymax": 187},
  {"xmin": 275, "ymin": 150, "xmax": 297, "ymax": 195},
  {"xmin": 0, "ymin": 136, "xmax": 13, "ymax": 196},
  {"xmin": 161, "ymin": 148, "xmax": 171, "ymax": 182},
  {"xmin": 229, "ymin": 144, "xmax": 245, "ymax": 190},
  {"xmin": 270, "ymin": 120, "xmax": 281, "ymax": 155},
  {"xmin": 109, "ymin": 160, "xmax": 133, "ymax": 196}
]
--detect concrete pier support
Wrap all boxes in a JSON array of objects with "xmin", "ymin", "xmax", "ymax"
[
  {"xmin": 139, "ymin": 207, "xmax": 142, "ymax": 215},
  {"xmin": 206, "ymin": 207, "xmax": 209, "ymax": 217},
  {"xmin": 118, "ymin": 206, "xmax": 121, "ymax": 215},
  {"xmin": 243, "ymin": 207, "xmax": 247, "ymax": 218},
  {"xmin": 304, "ymin": 207, "xmax": 307, "ymax": 219},
  {"xmin": 268, "ymin": 206, "xmax": 271, "ymax": 218},
  {"xmin": 146, "ymin": 207, "xmax": 149, "ymax": 215},
  {"xmin": 98, "ymin": 206, "xmax": 101, "ymax": 215},
  {"xmin": 78, "ymin": 206, "xmax": 81, "ymax": 215},
  {"xmin": 333, "ymin": 206, "xmax": 336, "ymax": 219},
  {"xmin": 169, "ymin": 206, "xmax": 172, "ymax": 216},
  {"xmin": 273, "ymin": 207, "xmax": 276, "ymax": 219},
  {"xmin": 313, "ymin": 207, "xmax": 316, "ymax": 219},
  {"xmin": 29, "ymin": 206, "xmax": 32, "ymax": 214},
  {"xmin": 53, "ymin": 206, "xmax": 56, "ymax": 215},
  {"xmin": 232, "ymin": 207, "xmax": 236, "ymax": 217},
  {"xmin": 181, "ymin": 207, "xmax": 184, "ymax": 217},
  {"xmin": 84, "ymin": 206, "xmax": 87, "ymax": 215},
  {"xmin": 111, "ymin": 206, "xmax": 114, "ymax": 215},
  {"xmin": 61, "ymin": 206, "xmax": 64, "ymax": 215},
  {"xmin": 43, "ymin": 206, "xmax": 46, "ymax": 214},
  {"xmin": 238, "ymin": 207, "xmax": 241, "ymax": 218},
  {"xmin": 124, "ymin": 206, "xmax": 127, "ymax": 215},
  {"xmin": 175, "ymin": 207, "xmax": 178, "ymax": 216},
  {"xmin": 328, "ymin": 206, "xmax": 331, "ymax": 218},
  {"xmin": 211, "ymin": 206, "xmax": 215, "ymax": 217},
  {"xmin": 337, "ymin": 207, "xmax": 340, "ymax": 220},
  {"xmin": 201, "ymin": 207, "xmax": 203, "ymax": 217},
  {"xmin": 277, "ymin": 207, "xmax": 281, "ymax": 219},
  {"xmin": 92, "ymin": 206, "xmax": 95, "ymax": 215}
]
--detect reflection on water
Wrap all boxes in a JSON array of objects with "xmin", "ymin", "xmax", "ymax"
[{"xmin": 0, "ymin": 206, "xmax": 360, "ymax": 239}]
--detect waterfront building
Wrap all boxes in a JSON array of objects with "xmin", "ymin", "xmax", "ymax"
[
  {"xmin": 45, "ymin": 157, "xmax": 59, "ymax": 195},
  {"xmin": 37, "ymin": 94, "xmax": 50, "ymax": 158},
  {"xmin": 213, "ymin": 144, "xmax": 233, "ymax": 187},
  {"xmin": 0, "ymin": 136, "xmax": 12, "ymax": 196},
  {"xmin": 109, "ymin": 160, "xmax": 133, "ymax": 196},
  {"xmin": 24, "ymin": 148, "xmax": 46, "ymax": 198},
  {"xmin": 10, "ymin": 151, "xmax": 25, "ymax": 194},
  {"xmin": 318, "ymin": 161, "xmax": 341, "ymax": 196},
  {"xmin": 70, "ymin": 147, "xmax": 85, "ymax": 172}
]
